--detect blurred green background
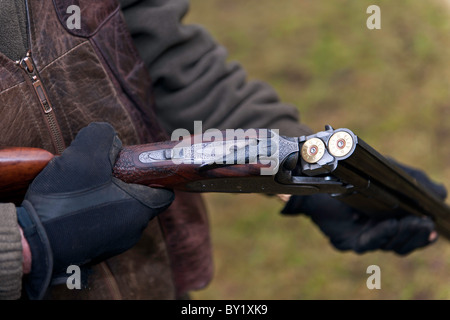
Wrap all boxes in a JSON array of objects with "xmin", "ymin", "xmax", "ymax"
[{"xmin": 185, "ymin": 0, "xmax": 450, "ymax": 299}]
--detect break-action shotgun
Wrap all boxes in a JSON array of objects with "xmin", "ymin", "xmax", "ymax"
[{"xmin": 1, "ymin": 125, "xmax": 449, "ymax": 240}]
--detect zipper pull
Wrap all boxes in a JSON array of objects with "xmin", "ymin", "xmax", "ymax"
[
  {"xmin": 19, "ymin": 56, "xmax": 34, "ymax": 73},
  {"xmin": 31, "ymin": 77, "xmax": 53, "ymax": 114},
  {"xmin": 17, "ymin": 52, "xmax": 53, "ymax": 114}
]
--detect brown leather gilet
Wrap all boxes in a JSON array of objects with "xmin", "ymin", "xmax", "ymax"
[{"xmin": 0, "ymin": 0, "xmax": 212, "ymax": 299}]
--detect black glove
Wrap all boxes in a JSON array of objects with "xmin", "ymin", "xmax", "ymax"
[
  {"xmin": 17, "ymin": 122, "xmax": 174, "ymax": 300},
  {"xmin": 282, "ymin": 162, "xmax": 447, "ymax": 256}
]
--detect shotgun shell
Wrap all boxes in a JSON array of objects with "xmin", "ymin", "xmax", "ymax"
[
  {"xmin": 301, "ymin": 138, "xmax": 325, "ymax": 164},
  {"xmin": 328, "ymin": 131, "xmax": 354, "ymax": 158}
]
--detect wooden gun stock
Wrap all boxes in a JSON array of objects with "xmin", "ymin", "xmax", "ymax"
[{"xmin": 0, "ymin": 147, "xmax": 54, "ymax": 204}]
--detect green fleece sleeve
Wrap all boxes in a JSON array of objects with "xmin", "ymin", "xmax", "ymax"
[
  {"xmin": 119, "ymin": 0, "xmax": 312, "ymax": 137},
  {"xmin": 0, "ymin": 0, "xmax": 27, "ymax": 61},
  {"xmin": 0, "ymin": 203, "xmax": 22, "ymax": 300}
]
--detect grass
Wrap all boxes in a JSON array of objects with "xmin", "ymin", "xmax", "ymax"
[{"xmin": 184, "ymin": 0, "xmax": 450, "ymax": 299}]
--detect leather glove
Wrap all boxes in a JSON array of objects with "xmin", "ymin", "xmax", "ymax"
[
  {"xmin": 282, "ymin": 161, "xmax": 447, "ymax": 256},
  {"xmin": 16, "ymin": 122, "xmax": 174, "ymax": 300}
]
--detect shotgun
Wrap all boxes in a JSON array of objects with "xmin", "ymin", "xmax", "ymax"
[{"xmin": 1, "ymin": 125, "xmax": 449, "ymax": 240}]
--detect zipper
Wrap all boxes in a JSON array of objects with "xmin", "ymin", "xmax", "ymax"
[
  {"xmin": 15, "ymin": 0, "xmax": 66, "ymax": 155},
  {"xmin": 17, "ymin": 51, "xmax": 66, "ymax": 154}
]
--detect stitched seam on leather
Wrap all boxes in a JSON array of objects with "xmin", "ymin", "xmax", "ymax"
[
  {"xmin": 98, "ymin": 261, "xmax": 123, "ymax": 300},
  {"xmin": 89, "ymin": 38, "xmax": 142, "ymax": 144},
  {"xmin": 155, "ymin": 215, "xmax": 179, "ymax": 299},
  {"xmin": 39, "ymin": 41, "xmax": 89, "ymax": 73},
  {"xmin": 0, "ymin": 80, "xmax": 26, "ymax": 95},
  {"xmin": 52, "ymin": 0, "xmax": 120, "ymax": 38},
  {"xmin": 88, "ymin": 6, "xmax": 121, "ymax": 38}
]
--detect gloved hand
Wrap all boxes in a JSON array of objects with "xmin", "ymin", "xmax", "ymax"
[
  {"xmin": 16, "ymin": 122, "xmax": 174, "ymax": 300},
  {"xmin": 282, "ymin": 161, "xmax": 447, "ymax": 256}
]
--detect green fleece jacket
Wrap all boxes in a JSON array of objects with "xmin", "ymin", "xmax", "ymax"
[{"xmin": 0, "ymin": 0, "xmax": 311, "ymax": 299}]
